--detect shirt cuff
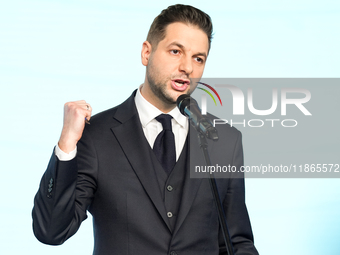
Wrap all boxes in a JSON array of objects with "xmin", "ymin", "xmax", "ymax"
[{"xmin": 55, "ymin": 144, "xmax": 77, "ymax": 161}]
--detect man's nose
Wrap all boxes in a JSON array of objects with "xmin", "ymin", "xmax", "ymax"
[{"xmin": 179, "ymin": 56, "xmax": 193, "ymax": 75}]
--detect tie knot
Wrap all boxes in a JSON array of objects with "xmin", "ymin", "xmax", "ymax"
[{"xmin": 155, "ymin": 114, "xmax": 173, "ymax": 131}]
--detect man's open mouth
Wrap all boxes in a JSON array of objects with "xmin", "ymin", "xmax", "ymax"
[{"xmin": 171, "ymin": 79, "xmax": 190, "ymax": 91}]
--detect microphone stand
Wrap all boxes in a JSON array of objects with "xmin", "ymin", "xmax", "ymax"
[{"xmin": 198, "ymin": 133, "xmax": 234, "ymax": 255}]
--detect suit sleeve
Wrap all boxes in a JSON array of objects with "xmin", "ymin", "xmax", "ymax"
[
  {"xmin": 219, "ymin": 131, "xmax": 259, "ymax": 255},
  {"xmin": 32, "ymin": 127, "xmax": 97, "ymax": 245}
]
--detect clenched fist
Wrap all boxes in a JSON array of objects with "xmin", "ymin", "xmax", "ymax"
[{"xmin": 58, "ymin": 100, "xmax": 92, "ymax": 153}]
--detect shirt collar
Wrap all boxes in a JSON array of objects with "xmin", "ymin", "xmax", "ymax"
[{"xmin": 134, "ymin": 85, "xmax": 188, "ymax": 128}]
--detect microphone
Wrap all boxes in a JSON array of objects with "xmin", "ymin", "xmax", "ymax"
[{"xmin": 177, "ymin": 94, "xmax": 218, "ymax": 140}]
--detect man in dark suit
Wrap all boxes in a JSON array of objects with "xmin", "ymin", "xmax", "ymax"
[{"xmin": 32, "ymin": 4, "xmax": 258, "ymax": 255}]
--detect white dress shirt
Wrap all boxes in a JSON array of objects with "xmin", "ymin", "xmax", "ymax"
[
  {"xmin": 55, "ymin": 86, "xmax": 188, "ymax": 161},
  {"xmin": 134, "ymin": 85, "xmax": 188, "ymax": 161}
]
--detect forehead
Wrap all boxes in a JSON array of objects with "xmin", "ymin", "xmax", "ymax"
[{"xmin": 160, "ymin": 22, "xmax": 209, "ymax": 54}]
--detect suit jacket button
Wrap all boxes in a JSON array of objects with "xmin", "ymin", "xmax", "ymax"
[
  {"xmin": 167, "ymin": 185, "xmax": 173, "ymax": 192},
  {"xmin": 170, "ymin": 251, "xmax": 177, "ymax": 255},
  {"xmin": 167, "ymin": 212, "xmax": 173, "ymax": 218}
]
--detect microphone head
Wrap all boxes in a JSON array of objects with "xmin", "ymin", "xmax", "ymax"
[
  {"xmin": 176, "ymin": 94, "xmax": 218, "ymax": 141},
  {"xmin": 176, "ymin": 94, "xmax": 198, "ymax": 115}
]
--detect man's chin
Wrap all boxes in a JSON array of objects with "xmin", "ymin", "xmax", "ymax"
[{"xmin": 168, "ymin": 90, "xmax": 190, "ymax": 104}]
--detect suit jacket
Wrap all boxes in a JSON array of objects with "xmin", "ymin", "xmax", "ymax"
[{"xmin": 32, "ymin": 90, "xmax": 258, "ymax": 255}]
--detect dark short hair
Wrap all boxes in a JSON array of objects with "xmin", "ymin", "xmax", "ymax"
[{"xmin": 146, "ymin": 4, "xmax": 213, "ymax": 52}]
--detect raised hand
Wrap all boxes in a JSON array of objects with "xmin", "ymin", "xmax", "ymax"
[{"xmin": 58, "ymin": 100, "xmax": 92, "ymax": 153}]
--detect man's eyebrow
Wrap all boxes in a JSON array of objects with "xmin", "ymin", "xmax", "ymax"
[
  {"xmin": 168, "ymin": 42, "xmax": 207, "ymax": 59},
  {"xmin": 168, "ymin": 42, "xmax": 185, "ymax": 50},
  {"xmin": 193, "ymin": 52, "xmax": 207, "ymax": 60}
]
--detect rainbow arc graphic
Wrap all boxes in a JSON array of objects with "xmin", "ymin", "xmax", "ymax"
[{"xmin": 197, "ymin": 82, "xmax": 223, "ymax": 106}]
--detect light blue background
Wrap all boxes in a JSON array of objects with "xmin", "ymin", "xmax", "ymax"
[{"xmin": 1, "ymin": 0, "xmax": 339, "ymax": 254}]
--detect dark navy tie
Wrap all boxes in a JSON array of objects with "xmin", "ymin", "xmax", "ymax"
[{"xmin": 153, "ymin": 114, "xmax": 176, "ymax": 174}]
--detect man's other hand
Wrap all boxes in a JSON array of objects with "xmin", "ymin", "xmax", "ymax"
[{"xmin": 58, "ymin": 100, "xmax": 92, "ymax": 153}]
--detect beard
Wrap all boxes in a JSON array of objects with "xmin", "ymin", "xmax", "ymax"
[
  {"xmin": 146, "ymin": 58, "xmax": 190, "ymax": 106},
  {"xmin": 147, "ymin": 73, "xmax": 176, "ymax": 105}
]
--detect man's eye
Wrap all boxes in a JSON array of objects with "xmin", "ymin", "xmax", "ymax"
[
  {"xmin": 196, "ymin": 57, "xmax": 204, "ymax": 63},
  {"xmin": 171, "ymin": 50, "xmax": 180, "ymax": 54}
]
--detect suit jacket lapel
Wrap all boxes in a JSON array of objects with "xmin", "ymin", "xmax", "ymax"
[{"xmin": 110, "ymin": 91, "xmax": 171, "ymax": 231}]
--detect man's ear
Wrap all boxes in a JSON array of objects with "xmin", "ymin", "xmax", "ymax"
[{"xmin": 141, "ymin": 41, "xmax": 152, "ymax": 66}]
